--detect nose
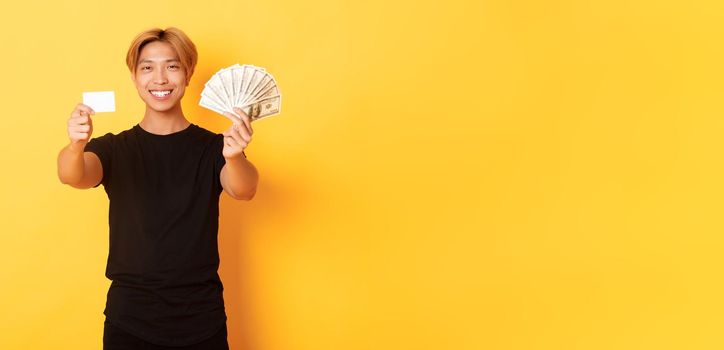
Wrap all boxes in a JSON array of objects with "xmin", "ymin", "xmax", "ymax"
[{"xmin": 152, "ymin": 68, "xmax": 168, "ymax": 84}]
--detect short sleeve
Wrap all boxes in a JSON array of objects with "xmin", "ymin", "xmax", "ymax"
[{"xmin": 84, "ymin": 132, "xmax": 113, "ymax": 188}]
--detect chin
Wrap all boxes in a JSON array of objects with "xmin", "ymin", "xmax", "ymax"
[{"xmin": 147, "ymin": 102, "xmax": 180, "ymax": 113}]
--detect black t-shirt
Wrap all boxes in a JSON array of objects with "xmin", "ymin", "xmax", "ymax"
[{"xmin": 85, "ymin": 123, "xmax": 242, "ymax": 347}]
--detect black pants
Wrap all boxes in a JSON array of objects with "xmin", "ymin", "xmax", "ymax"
[{"xmin": 103, "ymin": 318, "xmax": 229, "ymax": 350}]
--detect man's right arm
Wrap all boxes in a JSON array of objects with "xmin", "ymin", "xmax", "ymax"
[
  {"xmin": 57, "ymin": 142, "xmax": 103, "ymax": 189},
  {"xmin": 57, "ymin": 103, "xmax": 103, "ymax": 189}
]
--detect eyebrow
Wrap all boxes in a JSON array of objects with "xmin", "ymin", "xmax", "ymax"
[{"xmin": 138, "ymin": 58, "xmax": 180, "ymax": 65}]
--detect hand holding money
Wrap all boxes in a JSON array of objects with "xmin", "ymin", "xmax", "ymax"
[
  {"xmin": 199, "ymin": 64, "xmax": 282, "ymax": 122},
  {"xmin": 222, "ymin": 107, "xmax": 253, "ymax": 159}
]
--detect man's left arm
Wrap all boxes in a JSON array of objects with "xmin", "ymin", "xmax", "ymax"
[{"xmin": 220, "ymin": 108, "xmax": 259, "ymax": 200}]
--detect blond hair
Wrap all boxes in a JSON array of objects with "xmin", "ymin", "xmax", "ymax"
[{"xmin": 126, "ymin": 27, "xmax": 198, "ymax": 83}]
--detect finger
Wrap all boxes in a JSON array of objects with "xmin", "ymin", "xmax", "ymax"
[
  {"xmin": 224, "ymin": 127, "xmax": 237, "ymax": 140},
  {"xmin": 75, "ymin": 103, "xmax": 96, "ymax": 116},
  {"xmin": 236, "ymin": 124, "xmax": 251, "ymax": 143},
  {"xmin": 222, "ymin": 112, "xmax": 240, "ymax": 124},
  {"xmin": 229, "ymin": 124, "xmax": 244, "ymax": 144},
  {"xmin": 233, "ymin": 123, "xmax": 252, "ymax": 143},
  {"xmin": 232, "ymin": 117, "xmax": 251, "ymax": 136},
  {"xmin": 232, "ymin": 107, "xmax": 249, "ymax": 119},
  {"xmin": 70, "ymin": 125, "xmax": 92, "ymax": 133},
  {"xmin": 70, "ymin": 116, "xmax": 90, "ymax": 125},
  {"xmin": 227, "ymin": 133, "xmax": 248, "ymax": 150},
  {"xmin": 232, "ymin": 107, "xmax": 251, "ymax": 124},
  {"xmin": 233, "ymin": 108, "xmax": 252, "ymax": 135},
  {"xmin": 68, "ymin": 120, "xmax": 86, "ymax": 130},
  {"xmin": 70, "ymin": 132, "xmax": 90, "ymax": 140},
  {"xmin": 224, "ymin": 135, "xmax": 238, "ymax": 148}
]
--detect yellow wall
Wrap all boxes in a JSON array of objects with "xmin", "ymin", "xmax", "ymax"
[{"xmin": 1, "ymin": 0, "xmax": 723, "ymax": 349}]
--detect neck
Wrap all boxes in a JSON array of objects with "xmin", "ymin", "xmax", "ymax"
[{"xmin": 139, "ymin": 103, "xmax": 190, "ymax": 135}]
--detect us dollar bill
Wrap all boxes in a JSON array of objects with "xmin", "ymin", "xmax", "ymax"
[{"xmin": 238, "ymin": 95, "xmax": 282, "ymax": 121}]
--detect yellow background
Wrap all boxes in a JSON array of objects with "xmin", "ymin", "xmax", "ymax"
[{"xmin": 1, "ymin": 0, "xmax": 723, "ymax": 349}]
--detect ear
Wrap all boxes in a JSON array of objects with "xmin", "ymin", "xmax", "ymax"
[{"xmin": 130, "ymin": 73, "xmax": 136, "ymax": 83}]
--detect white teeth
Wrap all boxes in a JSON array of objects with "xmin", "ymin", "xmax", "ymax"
[{"xmin": 151, "ymin": 90, "xmax": 172, "ymax": 97}]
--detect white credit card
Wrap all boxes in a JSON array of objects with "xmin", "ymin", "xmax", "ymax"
[{"xmin": 82, "ymin": 91, "xmax": 115, "ymax": 113}]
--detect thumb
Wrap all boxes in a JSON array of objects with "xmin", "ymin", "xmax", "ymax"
[{"xmin": 222, "ymin": 112, "xmax": 240, "ymax": 124}]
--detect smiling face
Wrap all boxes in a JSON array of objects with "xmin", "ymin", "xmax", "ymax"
[{"xmin": 131, "ymin": 41, "xmax": 187, "ymax": 113}]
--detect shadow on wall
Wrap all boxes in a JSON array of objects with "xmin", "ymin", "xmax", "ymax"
[
  {"xmin": 217, "ymin": 167, "xmax": 306, "ymax": 349},
  {"xmin": 192, "ymin": 45, "xmax": 308, "ymax": 349}
]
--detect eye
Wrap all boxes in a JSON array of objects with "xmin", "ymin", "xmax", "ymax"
[
  {"xmin": 140, "ymin": 66, "xmax": 151, "ymax": 71},
  {"xmin": 168, "ymin": 65, "xmax": 180, "ymax": 70}
]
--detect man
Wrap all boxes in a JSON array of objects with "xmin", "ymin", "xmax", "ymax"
[{"xmin": 57, "ymin": 27, "xmax": 257, "ymax": 349}]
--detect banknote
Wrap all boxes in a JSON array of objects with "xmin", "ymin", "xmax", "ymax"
[{"xmin": 200, "ymin": 64, "xmax": 281, "ymax": 122}]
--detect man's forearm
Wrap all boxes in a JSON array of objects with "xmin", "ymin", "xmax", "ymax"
[
  {"xmin": 57, "ymin": 142, "xmax": 86, "ymax": 185},
  {"xmin": 223, "ymin": 156, "xmax": 259, "ymax": 199}
]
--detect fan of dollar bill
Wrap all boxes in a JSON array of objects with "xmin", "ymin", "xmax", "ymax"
[{"xmin": 199, "ymin": 64, "xmax": 282, "ymax": 121}]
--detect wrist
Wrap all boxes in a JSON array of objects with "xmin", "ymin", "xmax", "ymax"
[
  {"xmin": 68, "ymin": 140, "xmax": 87, "ymax": 153},
  {"xmin": 224, "ymin": 152, "xmax": 246, "ymax": 164}
]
